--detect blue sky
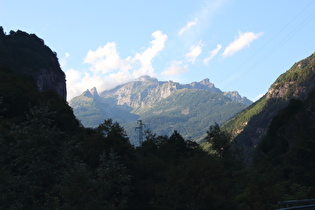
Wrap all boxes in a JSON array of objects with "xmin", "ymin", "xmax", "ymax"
[{"xmin": 1, "ymin": 0, "xmax": 315, "ymax": 101}]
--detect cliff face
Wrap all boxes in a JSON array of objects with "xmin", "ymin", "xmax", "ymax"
[
  {"xmin": 0, "ymin": 28, "xmax": 66, "ymax": 100},
  {"xmin": 36, "ymin": 68, "xmax": 66, "ymax": 100}
]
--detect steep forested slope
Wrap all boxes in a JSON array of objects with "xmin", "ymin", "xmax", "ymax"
[{"xmin": 224, "ymin": 52, "xmax": 315, "ymax": 163}]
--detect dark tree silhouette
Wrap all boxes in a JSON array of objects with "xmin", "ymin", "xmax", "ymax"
[{"xmin": 205, "ymin": 123, "xmax": 231, "ymax": 157}]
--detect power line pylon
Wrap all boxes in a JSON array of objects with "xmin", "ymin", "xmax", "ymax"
[{"xmin": 135, "ymin": 120, "xmax": 145, "ymax": 145}]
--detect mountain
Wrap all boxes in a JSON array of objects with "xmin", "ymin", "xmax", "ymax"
[
  {"xmin": 70, "ymin": 88, "xmax": 139, "ymax": 126},
  {"xmin": 0, "ymin": 28, "xmax": 66, "ymax": 100},
  {"xmin": 99, "ymin": 76, "xmax": 251, "ymax": 110},
  {"xmin": 70, "ymin": 76, "xmax": 252, "ymax": 144},
  {"xmin": 1, "ymin": 28, "xmax": 314, "ymax": 209},
  {"xmin": 224, "ymin": 52, "xmax": 315, "ymax": 163}
]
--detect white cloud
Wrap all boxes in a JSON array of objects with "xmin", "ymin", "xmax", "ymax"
[
  {"xmin": 66, "ymin": 31, "xmax": 168, "ymax": 101},
  {"xmin": 178, "ymin": 17, "xmax": 198, "ymax": 35},
  {"xmin": 203, "ymin": 44, "xmax": 222, "ymax": 64},
  {"xmin": 161, "ymin": 61, "xmax": 188, "ymax": 76},
  {"xmin": 65, "ymin": 68, "xmax": 135, "ymax": 101},
  {"xmin": 185, "ymin": 40, "xmax": 203, "ymax": 63},
  {"xmin": 222, "ymin": 31, "xmax": 264, "ymax": 57},
  {"xmin": 84, "ymin": 42, "xmax": 131, "ymax": 73},
  {"xmin": 132, "ymin": 31, "xmax": 167, "ymax": 77},
  {"xmin": 65, "ymin": 69, "xmax": 107, "ymax": 101}
]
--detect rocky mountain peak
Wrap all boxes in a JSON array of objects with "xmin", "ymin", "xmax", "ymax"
[
  {"xmin": 90, "ymin": 87, "xmax": 99, "ymax": 97},
  {"xmin": 82, "ymin": 89, "xmax": 93, "ymax": 98},
  {"xmin": 189, "ymin": 78, "xmax": 220, "ymax": 92},
  {"xmin": 224, "ymin": 91, "xmax": 252, "ymax": 105},
  {"xmin": 200, "ymin": 78, "xmax": 210, "ymax": 85},
  {"xmin": 81, "ymin": 87, "xmax": 99, "ymax": 98}
]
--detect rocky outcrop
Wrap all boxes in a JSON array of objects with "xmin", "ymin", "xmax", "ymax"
[
  {"xmin": 0, "ymin": 28, "xmax": 66, "ymax": 100},
  {"xmin": 224, "ymin": 91, "xmax": 252, "ymax": 105},
  {"xmin": 267, "ymin": 54, "xmax": 315, "ymax": 101}
]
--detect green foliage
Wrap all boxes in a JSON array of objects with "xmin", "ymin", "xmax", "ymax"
[
  {"xmin": 224, "ymin": 52, "xmax": 315, "ymax": 147},
  {"xmin": 71, "ymin": 94, "xmax": 138, "ymax": 128},
  {"xmin": 271, "ymin": 52, "xmax": 315, "ymax": 97},
  {"xmin": 72, "ymin": 87, "xmax": 248, "ymax": 143},
  {"xmin": 126, "ymin": 89, "xmax": 247, "ymax": 143},
  {"xmin": 205, "ymin": 123, "xmax": 231, "ymax": 157},
  {"xmin": 223, "ymin": 95, "xmax": 269, "ymax": 138},
  {"xmin": 60, "ymin": 152, "xmax": 132, "ymax": 209},
  {"xmin": 130, "ymin": 130, "xmax": 242, "ymax": 210}
]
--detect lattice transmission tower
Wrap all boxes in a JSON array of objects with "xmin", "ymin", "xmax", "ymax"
[{"xmin": 135, "ymin": 120, "xmax": 145, "ymax": 145}]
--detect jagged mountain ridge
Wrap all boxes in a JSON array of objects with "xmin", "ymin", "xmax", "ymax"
[
  {"xmin": 99, "ymin": 76, "xmax": 251, "ymax": 112},
  {"xmin": 224, "ymin": 52, "xmax": 315, "ymax": 163},
  {"xmin": 71, "ymin": 76, "xmax": 252, "ymax": 144}
]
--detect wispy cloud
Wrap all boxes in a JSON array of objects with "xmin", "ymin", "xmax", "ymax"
[
  {"xmin": 184, "ymin": 0, "xmax": 227, "ymax": 38},
  {"xmin": 222, "ymin": 31, "xmax": 264, "ymax": 57},
  {"xmin": 178, "ymin": 17, "xmax": 198, "ymax": 36},
  {"xmin": 66, "ymin": 31, "xmax": 168, "ymax": 101},
  {"xmin": 161, "ymin": 61, "xmax": 188, "ymax": 76},
  {"xmin": 185, "ymin": 40, "xmax": 203, "ymax": 63},
  {"xmin": 132, "ymin": 31, "xmax": 167, "ymax": 77},
  {"xmin": 203, "ymin": 44, "xmax": 222, "ymax": 64}
]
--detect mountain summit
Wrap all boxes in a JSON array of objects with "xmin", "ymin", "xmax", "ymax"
[
  {"xmin": 98, "ymin": 76, "xmax": 251, "ymax": 111},
  {"xmin": 70, "ymin": 77, "xmax": 252, "ymax": 144}
]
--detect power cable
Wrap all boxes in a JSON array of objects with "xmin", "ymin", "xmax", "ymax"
[{"xmin": 219, "ymin": 0, "xmax": 314, "ymax": 90}]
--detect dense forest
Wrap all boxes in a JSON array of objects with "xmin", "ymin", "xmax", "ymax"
[
  {"xmin": 1, "ymin": 67, "xmax": 314, "ymax": 209},
  {"xmin": 0, "ymin": 29, "xmax": 314, "ymax": 209}
]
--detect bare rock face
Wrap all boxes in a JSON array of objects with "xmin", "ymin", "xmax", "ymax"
[
  {"xmin": 36, "ymin": 68, "xmax": 66, "ymax": 100},
  {"xmin": 102, "ymin": 78, "xmax": 177, "ymax": 110},
  {"xmin": 0, "ymin": 28, "xmax": 67, "ymax": 100},
  {"xmin": 267, "ymin": 55, "xmax": 315, "ymax": 101},
  {"xmin": 100, "ymin": 76, "xmax": 251, "ymax": 112},
  {"xmin": 224, "ymin": 91, "xmax": 252, "ymax": 105}
]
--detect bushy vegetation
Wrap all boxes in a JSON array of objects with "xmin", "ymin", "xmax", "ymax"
[{"xmin": 272, "ymin": 52, "xmax": 315, "ymax": 95}]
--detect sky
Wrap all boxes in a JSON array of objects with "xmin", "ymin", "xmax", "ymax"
[{"xmin": 1, "ymin": 0, "xmax": 315, "ymax": 101}]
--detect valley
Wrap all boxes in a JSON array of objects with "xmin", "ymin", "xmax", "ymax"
[{"xmin": 70, "ymin": 76, "xmax": 252, "ymax": 144}]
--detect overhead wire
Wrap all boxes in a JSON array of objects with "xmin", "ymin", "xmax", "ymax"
[{"xmin": 219, "ymin": 0, "xmax": 315, "ymax": 89}]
